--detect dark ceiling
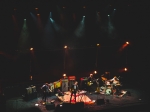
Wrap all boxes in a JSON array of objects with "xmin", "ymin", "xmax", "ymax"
[{"xmin": 0, "ymin": 0, "xmax": 149, "ymax": 82}]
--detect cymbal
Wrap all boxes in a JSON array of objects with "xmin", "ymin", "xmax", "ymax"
[{"xmin": 101, "ymin": 77, "xmax": 107, "ymax": 81}]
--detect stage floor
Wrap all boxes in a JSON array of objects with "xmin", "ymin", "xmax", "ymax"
[{"xmin": 4, "ymin": 87, "xmax": 150, "ymax": 112}]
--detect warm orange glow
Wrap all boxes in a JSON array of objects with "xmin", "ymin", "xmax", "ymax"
[
  {"xmin": 64, "ymin": 46, "xmax": 67, "ymax": 48},
  {"xmin": 97, "ymin": 44, "xmax": 100, "ymax": 46},
  {"xmin": 63, "ymin": 74, "xmax": 66, "ymax": 77},
  {"xmin": 119, "ymin": 42, "xmax": 128, "ymax": 51},
  {"xmin": 30, "ymin": 48, "xmax": 33, "ymax": 50},
  {"xmin": 94, "ymin": 71, "xmax": 97, "ymax": 74},
  {"xmin": 126, "ymin": 42, "xmax": 129, "ymax": 44},
  {"xmin": 37, "ymin": 14, "xmax": 40, "ymax": 16},
  {"xmin": 35, "ymin": 8, "xmax": 38, "ymax": 10},
  {"xmin": 30, "ymin": 76, "xmax": 32, "ymax": 80},
  {"xmin": 124, "ymin": 68, "xmax": 127, "ymax": 71},
  {"xmin": 105, "ymin": 72, "xmax": 110, "ymax": 74}
]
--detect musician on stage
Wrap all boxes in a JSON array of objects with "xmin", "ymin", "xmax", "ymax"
[
  {"xmin": 87, "ymin": 74, "xmax": 95, "ymax": 94},
  {"xmin": 110, "ymin": 76, "xmax": 120, "ymax": 95},
  {"xmin": 41, "ymin": 83, "xmax": 51, "ymax": 102},
  {"xmin": 70, "ymin": 81, "xmax": 79, "ymax": 103}
]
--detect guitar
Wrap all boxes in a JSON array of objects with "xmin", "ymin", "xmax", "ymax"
[
  {"xmin": 49, "ymin": 89, "xmax": 52, "ymax": 92},
  {"xmin": 87, "ymin": 81, "xmax": 93, "ymax": 86},
  {"xmin": 87, "ymin": 78, "xmax": 99, "ymax": 86},
  {"xmin": 112, "ymin": 76, "xmax": 122, "ymax": 86}
]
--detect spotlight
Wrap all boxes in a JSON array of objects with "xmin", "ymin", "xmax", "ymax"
[
  {"xmin": 97, "ymin": 44, "xmax": 100, "ymax": 46},
  {"xmin": 94, "ymin": 71, "xmax": 97, "ymax": 74},
  {"xmin": 35, "ymin": 104, "xmax": 39, "ymax": 106},
  {"xmin": 64, "ymin": 46, "xmax": 67, "ymax": 48},
  {"xmin": 124, "ymin": 68, "xmax": 127, "ymax": 71},
  {"xmin": 126, "ymin": 41, "xmax": 129, "ymax": 44},
  {"xmin": 114, "ymin": 9, "xmax": 116, "ymax": 10},
  {"xmin": 108, "ymin": 15, "xmax": 110, "ymax": 16},
  {"xmin": 92, "ymin": 100, "xmax": 96, "ymax": 102},
  {"xmin": 30, "ymin": 76, "xmax": 32, "ymax": 80},
  {"xmin": 30, "ymin": 48, "xmax": 33, "ymax": 50},
  {"xmin": 63, "ymin": 74, "xmax": 66, "ymax": 77}
]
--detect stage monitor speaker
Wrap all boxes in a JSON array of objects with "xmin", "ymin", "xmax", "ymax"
[
  {"xmin": 96, "ymin": 99, "xmax": 105, "ymax": 105},
  {"xmin": 46, "ymin": 103, "xmax": 55, "ymax": 110}
]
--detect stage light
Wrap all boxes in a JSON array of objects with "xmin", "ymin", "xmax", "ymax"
[
  {"xmin": 64, "ymin": 46, "xmax": 67, "ymax": 48},
  {"xmin": 30, "ymin": 48, "xmax": 33, "ymax": 50},
  {"xmin": 124, "ymin": 68, "xmax": 127, "ymax": 71},
  {"xmin": 126, "ymin": 41, "xmax": 129, "ymax": 44},
  {"xmin": 97, "ymin": 44, "xmax": 100, "ymax": 46},
  {"xmin": 94, "ymin": 71, "xmax": 97, "ymax": 74},
  {"xmin": 83, "ymin": 16, "xmax": 85, "ymax": 17},
  {"xmin": 24, "ymin": 19, "xmax": 26, "ymax": 21},
  {"xmin": 37, "ymin": 14, "xmax": 40, "ymax": 16},
  {"xmin": 35, "ymin": 103, "xmax": 39, "ymax": 106},
  {"xmin": 92, "ymin": 100, "xmax": 96, "ymax": 102},
  {"xmin": 114, "ymin": 9, "xmax": 116, "ymax": 10},
  {"xmin": 83, "ymin": 6, "xmax": 86, "ymax": 9},
  {"xmin": 63, "ymin": 74, "xmax": 66, "ymax": 77},
  {"xmin": 35, "ymin": 8, "xmax": 38, "ymax": 10},
  {"xmin": 108, "ymin": 15, "xmax": 110, "ymax": 16},
  {"xmin": 30, "ymin": 76, "xmax": 32, "ymax": 80}
]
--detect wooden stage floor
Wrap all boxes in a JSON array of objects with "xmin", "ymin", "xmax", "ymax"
[{"xmin": 4, "ymin": 87, "xmax": 150, "ymax": 112}]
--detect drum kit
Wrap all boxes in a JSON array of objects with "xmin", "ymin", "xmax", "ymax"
[{"xmin": 100, "ymin": 76, "xmax": 122, "ymax": 95}]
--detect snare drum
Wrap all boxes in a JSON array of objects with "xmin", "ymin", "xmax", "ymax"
[{"xmin": 106, "ymin": 88, "xmax": 112, "ymax": 95}]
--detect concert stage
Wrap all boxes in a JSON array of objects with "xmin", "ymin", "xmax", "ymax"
[{"xmin": 4, "ymin": 87, "xmax": 150, "ymax": 112}]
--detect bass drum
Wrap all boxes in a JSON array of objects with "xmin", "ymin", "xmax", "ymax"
[{"xmin": 105, "ymin": 88, "xmax": 112, "ymax": 95}]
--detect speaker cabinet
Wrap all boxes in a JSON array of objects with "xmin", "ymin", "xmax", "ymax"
[
  {"xmin": 46, "ymin": 103, "xmax": 55, "ymax": 110},
  {"xmin": 96, "ymin": 99, "xmax": 105, "ymax": 105}
]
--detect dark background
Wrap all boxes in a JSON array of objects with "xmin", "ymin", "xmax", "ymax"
[{"xmin": 0, "ymin": 0, "xmax": 149, "ymax": 88}]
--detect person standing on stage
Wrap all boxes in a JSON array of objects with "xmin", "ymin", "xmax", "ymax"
[
  {"xmin": 70, "ymin": 81, "xmax": 79, "ymax": 103},
  {"xmin": 41, "ymin": 83, "xmax": 50, "ymax": 102},
  {"xmin": 87, "ymin": 74, "xmax": 95, "ymax": 94}
]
